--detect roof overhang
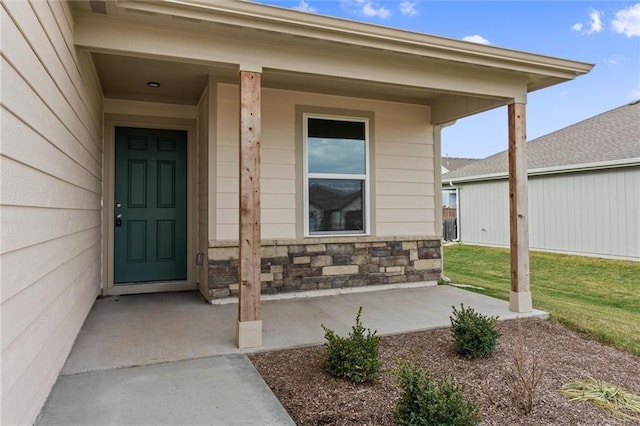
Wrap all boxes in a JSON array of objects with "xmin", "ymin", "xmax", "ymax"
[{"xmin": 71, "ymin": 0, "xmax": 594, "ymax": 119}]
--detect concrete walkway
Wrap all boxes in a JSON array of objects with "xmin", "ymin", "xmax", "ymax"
[{"xmin": 37, "ymin": 285, "xmax": 547, "ymax": 425}]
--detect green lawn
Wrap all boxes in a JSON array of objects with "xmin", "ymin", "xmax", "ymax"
[{"xmin": 443, "ymin": 244, "xmax": 640, "ymax": 356}]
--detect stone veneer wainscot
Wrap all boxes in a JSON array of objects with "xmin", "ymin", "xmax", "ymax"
[{"xmin": 207, "ymin": 236, "xmax": 442, "ymax": 299}]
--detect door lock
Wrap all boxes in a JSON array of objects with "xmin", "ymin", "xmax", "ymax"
[{"xmin": 115, "ymin": 213, "xmax": 123, "ymax": 227}]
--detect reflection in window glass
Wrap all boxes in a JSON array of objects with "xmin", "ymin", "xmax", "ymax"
[
  {"xmin": 308, "ymin": 138, "xmax": 365, "ymax": 174},
  {"xmin": 309, "ymin": 179, "xmax": 364, "ymax": 232}
]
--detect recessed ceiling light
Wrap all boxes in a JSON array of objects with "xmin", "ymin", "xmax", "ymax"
[{"xmin": 147, "ymin": 81, "xmax": 160, "ymax": 88}]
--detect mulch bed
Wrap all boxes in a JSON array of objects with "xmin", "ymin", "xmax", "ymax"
[{"xmin": 250, "ymin": 318, "xmax": 640, "ymax": 425}]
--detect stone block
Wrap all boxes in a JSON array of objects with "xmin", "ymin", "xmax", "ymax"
[
  {"xmin": 283, "ymin": 277, "xmax": 302, "ymax": 286},
  {"xmin": 302, "ymin": 276, "xmax": 333, "ymax": 284},
  {"xmin": 271, "ymin": 265, "xmax": 284, "ymax": 273},
  {"xmin": 209, "ymin": 247, "xmax": 238, "ymax": 261},
  {"xmin": 288, "ymin": 245, "xmax": 306, "ymax": 254},
  {"xmin": 369, "ymin": 248, "xmax": 391, "ymax": 257},
  {"xmin": 211, "ymin": 288, "xmax": 230, "ymax": 298},
  {"xmin": 267, "ymin": 256, "xmax": 290, "ymax": 265},
  {"xmin": 410, "ymin": 250, "xmax": 419, "ymax": 261},
  {"xmin": 286, "ymin": 267, "xmax": 322, "ymax": 278},
  {"xmin": 379, "ymin": 256, "xmax": 410, "ymax": 267},
  {"xmin": 402, "ymin": 241, "xmax": 417, "ymax": 250},
  {"xmin": 318, "ymin": 281, "xmax": 332, "ymax": 290},
  {"xmin": 293, "ymin": 256, "xmax": 311, "ymax": 264},
  {"xmin": 310, "ymin": 255, "xmax": 333, "ymax": 267},
  {"xmin": 305, "ymin": 244, "xmax": 326, "ymax": 253},
  {"xmin": 418, "ymin": 247, "xmax": 441, "ymax": 259},
  {"xmin": 210, "ymin": 275, "xmax": 237, "ymax": 285},
  {"xmin": 385, "ymin": 266, "xmax": 404, "ymax": 274},
  {"xmin": 274, "ymin": 273, "xmax": 283, "ymax": 281},
  {"xmin": 387, "ymin": 275, "xmax": 407, "ymax": 284},
  {"xmin": 367, "ymin": 274, "xmax": 386, "ymax": 284},
  {"xmin": 413, "ymin": 259, "xmax": 442, "ymax": 271},
  {"xmin": 347, "ymin": 278, "xmax": 366, "ymax": 287},
  {"xmin": 359, "ymin": 264, "xmax": 379, "ymax": 274},
  {"xmin": 333, "ymin": 255, "xmax": 351, "ymax": 265},
  {"xmin": 350, "ymin": 254, "xmax": 369, "ymax": 265},
  {"xmin": 326, "ymin": 243, "xmax": 354, "ymax": 255},
  {"xmin": 323, "ymin": 265, "xmax": 359, "ymax": 276},
  {"xmin": 301, "ymin": 282, "xmax": 318, "ymax": 291},
  {"xmin": 261, "ymin": 245, "xmax": 288, "ymax": 258},
  {"xmin": 261, "ymin": 273, "xmax": 274, "ymax": 282}
]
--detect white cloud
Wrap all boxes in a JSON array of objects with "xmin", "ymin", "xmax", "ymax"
[
  {"xmin": 399, "ymin": 1, "xmax": 418, "ymax": 17},
  {"xmin": 630, "ymin": 85, "xmax": 640, "ymax": 99},
  {"xmin": 611, "ymin": 3, "xmax": 640, "ymax": 37},
  {"xmin": 462, "ymin": 35, "xmax": 491, "ymax": 45},
  {"xmin": 293, "ymin": 1, "xmax": 316, "ymax": 13},
  {"xmin": 587, "ymin": 9, "xmax": 604, "ymax": 33},
  {"xmin": 558, "ymin": 91, "xmax": 568, "ymax": 97},
  {"xmin": 572, "ymin": 9, "xmax": 604, "ymax": 35},
  {"xmin": 604, "ymin": 54, "xmax": 624, "ymax": 65},
  {"xmin": 341, "ymin": 0, "xmax": 391, "ymax": 19}
]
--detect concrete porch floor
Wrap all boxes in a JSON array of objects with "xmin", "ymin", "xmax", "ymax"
[{"xmin": 37, "ymin": 285, "xmax": 547, "ymax": 425}]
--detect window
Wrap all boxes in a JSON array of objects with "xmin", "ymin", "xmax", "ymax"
[{"xmin": 304, "ymin": 115, "xmax": 369, "ymax": 235}]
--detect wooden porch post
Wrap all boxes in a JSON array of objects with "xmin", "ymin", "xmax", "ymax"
[
  {"xmin": 508, "ymin": 102, "xmax": 532, "ymax": 312},
  {"xmin": 237, "ymin": 69, "xmax": 262, "ymax": 348}
]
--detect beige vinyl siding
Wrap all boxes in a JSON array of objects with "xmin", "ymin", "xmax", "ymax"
[
  {"xmin": 213, "ymin": 83, "xmax": 434, "ymax": 240},
  {"xmin": 0, "ymin": 1, "xmax": 103, "ymax": 424},
  {"xmin": 457, "ymin": 167, "xmax": 640, "ymax": 260}
]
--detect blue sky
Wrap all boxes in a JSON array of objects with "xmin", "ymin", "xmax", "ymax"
[{"xmin": 256, "ymin": 1, "xmax": 640, "ymax": 158}]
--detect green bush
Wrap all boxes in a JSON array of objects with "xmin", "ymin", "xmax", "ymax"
[
  {"xmin": 394, "ymin": 362, "xmax": 481, "ymax": 426},
  {"xmin": 321, "ymin": 307, "xmax": 381, "ymax": 383},
  {"xmin": 450, "ymin": 304, "xmax": 500, "ymax": 358}
]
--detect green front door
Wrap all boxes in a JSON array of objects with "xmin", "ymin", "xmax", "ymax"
[{"xmin": 114, "ymin": 127, "xmax": 187, "ymax": 284}]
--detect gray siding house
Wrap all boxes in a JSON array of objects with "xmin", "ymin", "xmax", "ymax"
[{"xmin": 443, "ymin": 101, "xmax": 640, "ymax": 260}]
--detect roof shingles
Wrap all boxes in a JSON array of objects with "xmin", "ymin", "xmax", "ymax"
[{"xmin": 445, "ymin": 101, "xmax": 640, "ymax": 181}]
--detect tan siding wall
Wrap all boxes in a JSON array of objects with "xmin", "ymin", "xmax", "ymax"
[
  {"xmin": 0, "ymin": 1, "xmax": 103, "ymax": 424},
  {"xmin": 458, "ymin": 167, "xmax": 640, "ymax": 260},
  {"xmin": 213, "ymin": 83, "xmax": 434, "ymax": 240}
]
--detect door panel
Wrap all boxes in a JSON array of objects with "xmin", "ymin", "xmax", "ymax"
[{"xmin": 114, "ymin": 127, "xmax": 187, "ymax": 283}]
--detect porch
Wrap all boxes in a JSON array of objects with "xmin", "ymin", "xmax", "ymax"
[{"xmin": 37, "ymin": 285, "xmax": 547, "ymax": 424}]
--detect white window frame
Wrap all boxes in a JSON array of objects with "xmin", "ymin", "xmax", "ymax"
[{"xmin": 303, "ymin": 113, "xmax": 370, "ymax": 237}]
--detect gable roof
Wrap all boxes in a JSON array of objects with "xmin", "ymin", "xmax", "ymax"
[
  {"xmin": 444, "ymin": 100, "xmax": 640, "ymax": 182},
  {"xmin": 442, "ymin": 157, "xmax": 479, "ymax": 173}
]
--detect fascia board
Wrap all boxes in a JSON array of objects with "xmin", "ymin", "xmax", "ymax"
[{"xmin": 115, "ymin": 0, "xmax": 593, "ymax": 82}]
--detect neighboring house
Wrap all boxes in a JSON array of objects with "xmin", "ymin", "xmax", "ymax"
[
  {"xmin": 441, "ymin": 157, "xmax": 477, "ymax": 239},
  {"xmin": 0, "ymin": 1, "xmax": 592, "ymax": 423},
  {"xmin": 443, "ymin": 101, "xmax": 640, "ymax": 260}
]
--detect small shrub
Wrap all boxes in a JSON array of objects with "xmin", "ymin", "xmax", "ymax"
[
  {"xmin": 507, "ymin": 321, "xmax": 545, "ymax": 414},
  {"xmin": 394, "ymin": 361, "xmax": 481, "ymax": 426},
  {"xmin": 450, "ymin": 304, "xmax": 500, "ymax": 358},
  {"xmin": 321, "ymin": 306, "xmax": 381, "ymax": 383}
]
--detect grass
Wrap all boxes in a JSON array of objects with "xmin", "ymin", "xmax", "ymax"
[{"xmin": 443, "ymin": 244, "xmax": 640, "ymax": 356}]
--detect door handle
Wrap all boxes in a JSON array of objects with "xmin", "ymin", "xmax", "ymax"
[{"xmin": 115, "ymin": 213, "xmax": 123, "ymax": 227}]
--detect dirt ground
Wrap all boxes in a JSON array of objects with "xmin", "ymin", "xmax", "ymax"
[{"xmin": 250, "ymin": 318, "xmax": 640, "ymax": 425}]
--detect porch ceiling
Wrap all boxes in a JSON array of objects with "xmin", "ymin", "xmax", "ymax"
[{"xmin": 92, "ymin": 52, "xmax": 444, "ymax": 106}]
